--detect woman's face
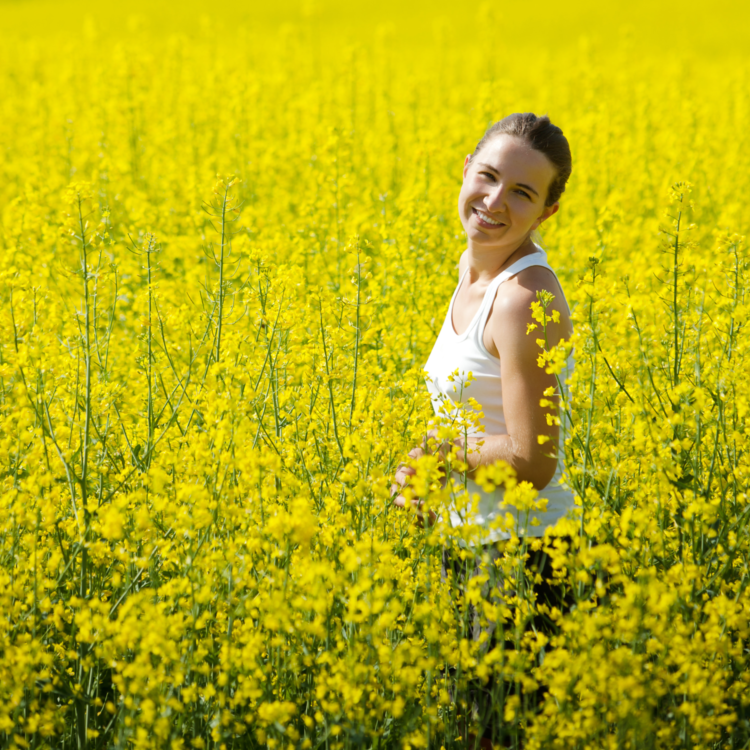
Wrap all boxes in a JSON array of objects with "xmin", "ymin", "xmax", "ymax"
[{"xmin": 458, "ymin": 134, "xmax": 559, "ymax": 253}]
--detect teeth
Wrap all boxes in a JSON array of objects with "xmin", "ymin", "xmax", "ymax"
[{"xmin": 476, "ymin": 209, "xmax": 503, "ymax": 226}]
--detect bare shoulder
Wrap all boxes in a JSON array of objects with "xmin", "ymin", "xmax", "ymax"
[
  {"xmin": 499, "ymin": 265, "xmax": 564, "ymax": 303},
  {"xmin": 489, "ymin": 265, "xmax": 573, "ymax": 348}
]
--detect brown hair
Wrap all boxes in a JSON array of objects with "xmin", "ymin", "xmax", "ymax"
[{"xmin": 470, "ymin": 113, "xmax": 572, "ymax": 207}]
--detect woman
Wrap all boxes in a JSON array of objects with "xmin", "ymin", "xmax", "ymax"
[
  {"xmin": 391, "ymin": 112, "xmax": 575, "ymax": 745},
  {"xmin": 392, "ymin": 111, "xmax": 574, "ymax": 536}
]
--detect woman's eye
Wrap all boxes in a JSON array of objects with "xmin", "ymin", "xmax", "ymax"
[
  {"xmin": 479, "ymin": 171, "xmax": 495, "ymax": 180},
  {"xmin": 515, "ymin": 188, "xmax": 531, "ymax": 199}
]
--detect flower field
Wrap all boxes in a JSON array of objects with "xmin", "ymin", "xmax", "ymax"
[{"xmin": 1, "ymin": 1, "xmax": 749, "ymax": 748}]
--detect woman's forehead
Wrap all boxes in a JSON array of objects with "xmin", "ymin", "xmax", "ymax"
[{"xmin": 478, "ymin": 135, "xmax": 556, "ymax": 181}]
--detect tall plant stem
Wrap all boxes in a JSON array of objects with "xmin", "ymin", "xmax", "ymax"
[
  {"xmin": 318, "ymin": 297, "xmax": 344, "ymax": 461},
  {"xmin": 215, "ymin": 184, "xmax": 230, "ymax": 365},
  {"xmin": 75, "ymin": 193, "xmax": 92, "ymax": 750},
  {"xmin": 672, "ymin": 202, "xmax": 682, "ymax": 388},
  {"xmin": 146, "ymin": 236, "xmax": 155, "ymax": 462},
  {"xmin": 349, "ymin": 240, "xmax": 361, "ymax": 429},
  {"xmin": 77, "ymin": 195, "xmax": 93, "ymax": 528}
]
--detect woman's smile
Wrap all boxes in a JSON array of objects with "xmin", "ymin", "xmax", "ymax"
[{"xmin": 472, "ymin": 207, "xmax": 506, "ymax": 228}]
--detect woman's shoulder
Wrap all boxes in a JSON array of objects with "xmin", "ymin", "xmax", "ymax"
[
  {"xmin": 492, "ymin": 262, "xmax": 557, "ymax": 301},
  {"xmin": 508, "ymin": 263, "xmax": 563, "ymax": 297},
  {"xmin": 491, "ymin": 264, "xmax": 572, "ymax": 338}
]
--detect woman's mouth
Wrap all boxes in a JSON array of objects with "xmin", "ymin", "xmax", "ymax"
[{"xmin": 472, "ymin": 207, "xmax": 505, "ymax": 228}]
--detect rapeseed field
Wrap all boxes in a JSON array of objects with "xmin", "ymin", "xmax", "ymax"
[{"xmin": 1, "ymin": 0, "xmax": 749, "ymax": 747}]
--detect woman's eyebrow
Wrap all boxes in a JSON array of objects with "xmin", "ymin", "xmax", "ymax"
[
  {"xmin": 476, "ymin": 163, "xmax": 539, "ymax": 197},
  {"xmin": 515, "ymin": 183, "xmax": 539, "ymax": 197}
]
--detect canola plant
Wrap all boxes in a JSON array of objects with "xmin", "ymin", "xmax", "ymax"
[{"xmin": 1, "ymin": 1, "xmax": 749, "ymax": 747}]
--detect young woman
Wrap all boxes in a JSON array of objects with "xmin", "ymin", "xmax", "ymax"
[
  {"xmin": 391, "ymin": 112, "xmax": 575, "ymax": 745},
  {"xmin": 392, "ymin": 111, "xmax": 574, "ymax": 536}
]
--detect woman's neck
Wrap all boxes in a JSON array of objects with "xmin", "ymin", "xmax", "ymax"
[{"xmin": 465, "ymin": 235, "xmax": 539, "ymax": 282}]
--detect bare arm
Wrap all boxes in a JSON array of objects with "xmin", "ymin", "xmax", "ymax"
[
  {"xmin": 393, "ymin": 266, "xmax": 572, "ymax": 495},
  {"xmin": 457, "ymin": 266, "xmax": 572, "ymax": 488}
]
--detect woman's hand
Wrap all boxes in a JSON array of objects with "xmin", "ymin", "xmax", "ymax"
[
  {"xmin": 390, "ymin": 431, "xmax": 450, "ymax": 527},
  {"xmin": 390, "ymin": 482, "xmax": 439, "ymax": 528}
]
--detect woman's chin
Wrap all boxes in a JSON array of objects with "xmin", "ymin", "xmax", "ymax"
[{"xmin": 469, "ymin": 233, "xmax": 513, "ymax": 249}]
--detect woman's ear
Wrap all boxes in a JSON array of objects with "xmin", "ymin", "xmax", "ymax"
[
  {"xmin": 532, "ymin": 201, "xmax": 559, "ymax": 231},
  {"xmin": 462, "ymin": 154, "xmax": 472, "ymax": 180}
]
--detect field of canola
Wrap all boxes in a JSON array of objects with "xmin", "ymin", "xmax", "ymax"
[{"xmin": 1, "ymin": 0, "xmax": 750, "ymax": 747}]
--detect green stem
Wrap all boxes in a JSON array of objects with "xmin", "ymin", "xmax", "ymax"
[
  {"xmin": 77, "ymin": 195, "xmax": 92, "ymax": 529},
  {"xmin": 215, "ymin": 185, "xmax": 230, "ymax": 364},
  {"xmin": 673, "ymin": 204, "xmax": 682, "ymax": 387},
  {"xmin": 318, "ymin": 297, "xmax": 345, "ymax": 461},
  {"xmin": 147, "ymin": 236, "xmax": 155, "ymax": 462},
  {"xmin": 349, "ymin": 241, "xmax": 361, "ymax": 429}
]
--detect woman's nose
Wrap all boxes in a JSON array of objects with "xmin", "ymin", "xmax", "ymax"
[{"xmin": 484, "ymin": 185, "xmax": 507, "ymax": 212}]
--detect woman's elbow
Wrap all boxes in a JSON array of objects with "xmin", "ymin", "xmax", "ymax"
[
  {"xmin": 520, "ymin": 437, "xmax": 558, "ymax": 489},
  {"xmin": 509, "ymin": 444, "xmax": 558, "ymax": 490},
  {"xmin": 531, "ymin": 455, "xmax": 558, "ymax": 491}
]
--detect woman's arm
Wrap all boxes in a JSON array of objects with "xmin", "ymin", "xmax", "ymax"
[
  {"xmin": 394, "ymin": 266, "xmax": 572, "ymax": 493},
  {"xmin": 464, "ymin": 266, "xmax": 572, "ymax": 488}
]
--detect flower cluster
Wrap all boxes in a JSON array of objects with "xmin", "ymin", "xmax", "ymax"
[{"xmin": 1, "ymin": 2, "xmax": 750, "ymax": 749}]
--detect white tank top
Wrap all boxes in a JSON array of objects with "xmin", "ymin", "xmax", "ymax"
[{"xmin": 424, "ymin": 247, "xmax": 575, "ymax": 543}]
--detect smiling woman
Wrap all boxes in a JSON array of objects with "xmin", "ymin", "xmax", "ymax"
[
  {"xmin": 391, "ymin": 112, "xmax": 576, "ymax": 745},
  {"xmin": 392, "ymin": 112, "xmax": 575, "ymax": 536}
]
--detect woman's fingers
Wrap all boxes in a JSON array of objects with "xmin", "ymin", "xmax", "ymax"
[
  {"xmin": 392, "ymin": 449, "xmax": 440, "ymax": 527},
  {"xmin": 392, "ymin": 494, "xmax": 425, "ymax": 526},
  {"xmin": 391, "ymin": 492, "xmax": 438, "ymax": 528},
  {"xmin": 393, "ymin": 466, "xmax": 415, "ymax": 488}
]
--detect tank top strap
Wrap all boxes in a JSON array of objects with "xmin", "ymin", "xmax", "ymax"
[
  {"xmin": 519, "ymin": 248, "xmax": 572, "ymax": 315},
  {"xmin": 502, "ymin": 249, "xmax": 554, "ymax": 279},
  {"xmin": 475, "ymin": 251, "xmax": 553, "ymax": 335}
]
